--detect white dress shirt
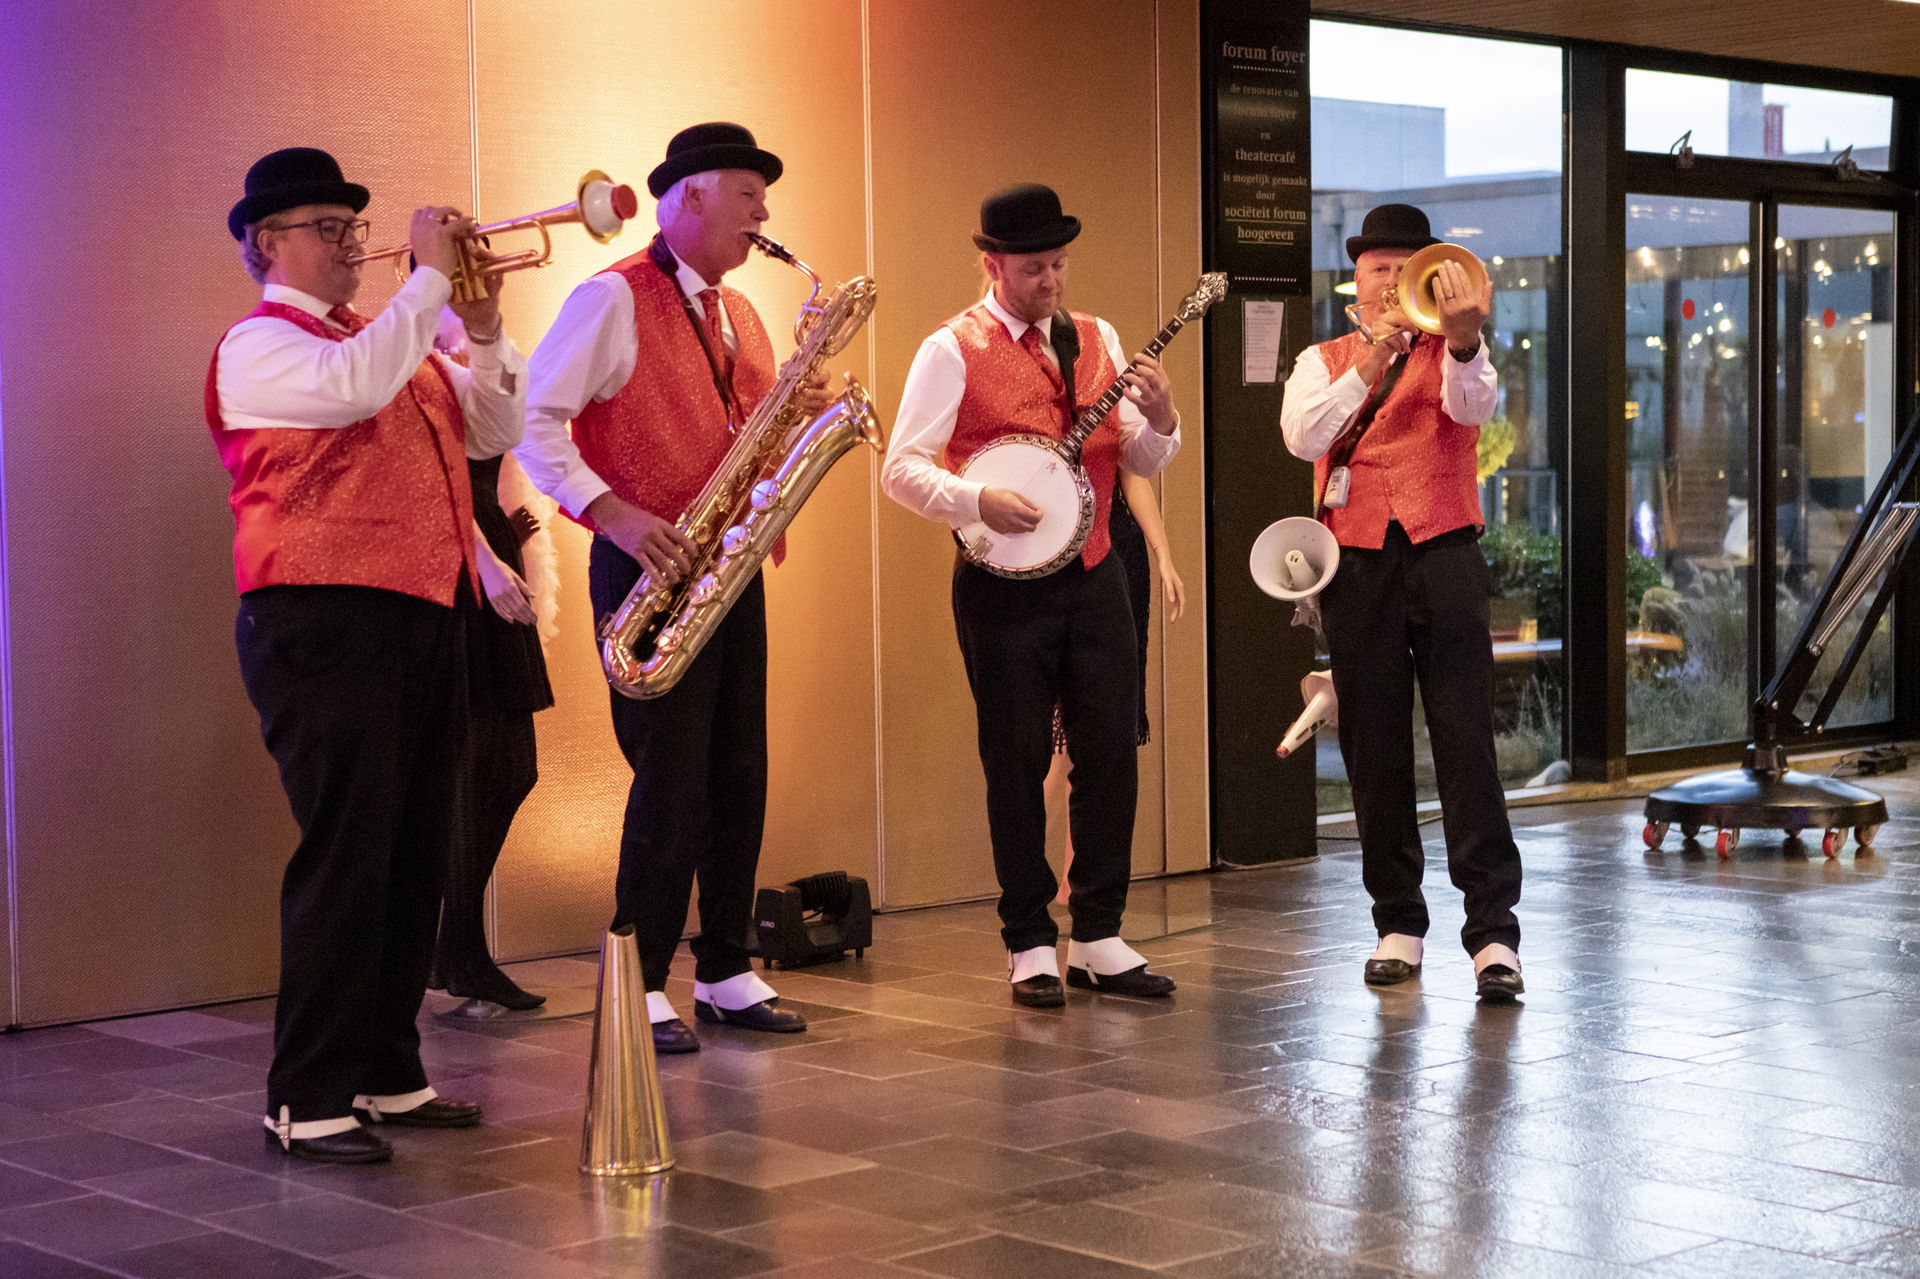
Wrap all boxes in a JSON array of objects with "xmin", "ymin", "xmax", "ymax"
[
  {"xmin": 882, "ymin": 292, "xmax": 1182, "ymax": 529},
  {"xmin": 517, "ymin": 257, "xmax": 735, "ymax": 520},
  {"xmin": 1280, "ymin": 336, "xmax": 1497, "ymax": 462},
  {"xmin": 215, "ymin": 268, "xmax": 525, "ymax": 461}
]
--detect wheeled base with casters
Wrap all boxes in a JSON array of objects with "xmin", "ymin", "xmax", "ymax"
[
  {"xmin": 1642, "ymin": 767, "xmax": 1886, "ymax": 859},
  {"xmin": 1641, "ymin": 406, "xmax": 1920, "ymax": 869}
]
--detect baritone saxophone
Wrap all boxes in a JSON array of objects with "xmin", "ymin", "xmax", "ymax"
[{"xmin": 597, "ymin": 235, "xmax": 882, "ymax": 698}]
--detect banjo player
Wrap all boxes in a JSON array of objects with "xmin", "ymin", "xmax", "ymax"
[{"xmin": 881, "ymin": 183, "xmax": 1182, "ymax": 1008}]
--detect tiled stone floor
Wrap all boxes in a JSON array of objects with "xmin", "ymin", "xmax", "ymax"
[{"xmin": 8, "ymin": 788, "xmax": 1920, "ymax": 1278}]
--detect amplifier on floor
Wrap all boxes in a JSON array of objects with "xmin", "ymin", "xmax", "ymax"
[{"xmin": 755, "ymin": 872, "xmax": 872, "ymax": 969}]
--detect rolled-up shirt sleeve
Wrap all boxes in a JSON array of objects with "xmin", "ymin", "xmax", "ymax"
[
  {"xmin": 1280, "ymin": 345, "xmax": 1369, "ymax": 462},
  {"xmin": 881, "ymin": 330, "xmax": 982, "ymax": 528},
  {"xmin": 217, "ymin": 267, "xmax": 454, "ymax": 430},
  {"xmin": 450, "ymin": 336, "xmax": 527, "ymax": 460},
  {"xmin": 1441, "ymin": 339, "xmax": 1499, "ymax": 426},
  {"xmin": 516, "ymin": 273, "xmax": 636, "ymax": 519},
  {"xmin": 1097, "ymin": 318, "xmax": 1181, "ymax": 478}
]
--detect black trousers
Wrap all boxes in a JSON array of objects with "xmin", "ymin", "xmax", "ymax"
[
  {"xmin": 953, "ymin": 554, "xmax": 1138, "ymax": 953},
  {"xmin": 236, "ymin": 584, "xmax": 466, "ymax": 1123},
  {"xmin": 1320, "ymin": 523, "xmax": 1522, "ymax": 956},
  {"xmin": 589, "ymin": 537, "xmax": 767, "ymax": 990}
]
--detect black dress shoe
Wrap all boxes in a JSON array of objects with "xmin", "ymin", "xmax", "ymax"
[
  {"xmin": 1066, "ymin": 964, "xmax": 1176, "ymax": 997},
  {"xmin": 354, "ymin": 1097, "xmax": 483, "ymax": 1128},
  {"xmin": 652, "ymin": 1017, "xmax": 700, "ymax": 1054},
  {"xmin": 1476, "ymin": 964, "xmax": 1524, "ymax": 1001},
  {"xmin": 1364, "ymin": 958, "xmax": 1420, "ymax": 986},
  {"xmin": 444, "ymin": 966, "xmax": 547, "ymax": 1011},
  {"xmin": 694, "ymin": 997, "xmax": 807, "ymax": 1033},
  {"xmin": 265, "ymin": 1125, "xmax": 392, "ymax": 1164},
  {"xmin": 1011, "ymin": 974, "xmax": 1065, "ymax": 1007}
]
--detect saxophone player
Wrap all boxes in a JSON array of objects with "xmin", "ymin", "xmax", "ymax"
[{"xmin": 517, "ymin": 123, "xmax": 829, "ymax": 1053}]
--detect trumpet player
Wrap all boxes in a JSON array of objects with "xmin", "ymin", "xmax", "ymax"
[
  {"xmin": 212, "ymin": 147, "xmax": 524, "ymax": 1161},
  {"xmin": 1279, "ymin": 203, "xmax": 1524, "ymax": 1002},
  {"xmin": 518, "ymin": 123, "xmax": 827, "ymax": 1054}
]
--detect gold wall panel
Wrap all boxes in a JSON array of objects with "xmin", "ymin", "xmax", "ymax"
[
  {"xmin": 868, "ymin": 0, "xmax": 1206, "ymax": 909},
  {"xmin": 471, "ymin": 0, "xmax": 877, "ymax": 958},
  {"xmin": 0, "ymin": 0, "xmax": 473, "ymax": 1023},
  {"xmin": 0, "ymin": 0, "xmax": 1207, "ymax": 1023},
  {"xmin": 1153, "ymin": 1, "xmax": 1210, "ymax": 876}
]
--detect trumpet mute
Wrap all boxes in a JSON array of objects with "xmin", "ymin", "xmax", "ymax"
[{"xmin": 577, "ymin": 171, "xmax": 641, "ymax": 243}]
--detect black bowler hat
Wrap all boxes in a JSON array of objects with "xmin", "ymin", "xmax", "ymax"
[
  {"xmin": 1345, "ymin": 203, "xmax": 1440, "ymax": 262},
  {"xmin": 647, "ymin": 122, "xmax": 783, "ymax": 199},
  {"xmin": 227, "ymin": 147, "xmax": 369, "ymax": 241},
  {"xmin": 972, "ymin": 183, "xmax": 1081, "ymax": 255}
]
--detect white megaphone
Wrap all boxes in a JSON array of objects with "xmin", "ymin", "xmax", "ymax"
[
  {"xmin": 1278, "ymin": 671, "xmax": 1337, "ymax": 759},
  {"xmin": 1249, "ymin": 517, "xmax": 1339, "ymax": 601}
]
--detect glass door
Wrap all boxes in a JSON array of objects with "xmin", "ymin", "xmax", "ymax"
[
  {"xmin": 1622, "ymin": 194, "xmax": 1901, "ymax": 757},
  {"xmin": 1624, "ymin": 195, "xmax": 1754, "ymax": 752},
  {"xmin": 1775, "ymin": 205, "xmax": 1897, "ymax": 729}
]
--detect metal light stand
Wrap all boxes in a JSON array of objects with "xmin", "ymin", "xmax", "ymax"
[{"xmin": 1644, "ymin": 407, "xmax": 1920, "ymax": 859}]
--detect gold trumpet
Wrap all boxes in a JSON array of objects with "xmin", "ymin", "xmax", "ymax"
[
  {"xmin": 346, "ymin": 169, "xmax": 640, "ymax": 303},
  {"xmin": 1345, "ymin": 242, "xmax": 1487, "ymax": 345}
]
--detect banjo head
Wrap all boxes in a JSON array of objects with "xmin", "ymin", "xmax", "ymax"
[{"xmin": 953, "ymin": 436, "xmax": 1093, "ymax": 577}]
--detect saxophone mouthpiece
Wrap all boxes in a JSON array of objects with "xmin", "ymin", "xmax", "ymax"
[{"xmin": 747, "ymin": 233, "xmax": 793, "ymax": 263}]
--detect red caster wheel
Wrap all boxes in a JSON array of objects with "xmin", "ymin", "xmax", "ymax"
[
  {"xmin": 1716, "ymin": 828, "xmax": 1739, "ymax": 858},
  {"xmin": 1821, "ymin": 828, "xmax": 1843, "ymax": 859},
  {"xmin": 1856, "ymin": 824, "xmax": 1881, "ymax": 851},
  {"xmin": 1643, "ymin": 821, "xmax": 1669, "ymax": 849}
]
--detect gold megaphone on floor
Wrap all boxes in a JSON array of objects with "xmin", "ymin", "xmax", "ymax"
[
  {"xmin": 1345, "ymin": 243, "xmax": 1487, "ymax": 345},
  {"xmin": 579, "ymin": 925, "xmax": 674, "ymax": 1176}
]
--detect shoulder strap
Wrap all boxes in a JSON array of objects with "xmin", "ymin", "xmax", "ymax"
[
  {"xmin": 1049, "ymin": 311, "xmax": 1079, "ymax": 425},
  {"xmin": 1315, "ymin": 342, "xmax": 1413, "ymax": 519}
]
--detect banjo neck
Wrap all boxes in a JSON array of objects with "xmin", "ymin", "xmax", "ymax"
[{"xmin": 1062, "ymin": 310, "xmax": 1191, "ymax": 457}]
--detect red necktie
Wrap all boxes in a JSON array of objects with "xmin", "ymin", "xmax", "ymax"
[
  {"xmin": 697, "ymin": 288, "xmax": 735, "ymax": 387},
  {"xmin": 325, "ymin": 305, "xmax": 369, "ymax": 336},
  {"xmin": 1019, "ymin": 323, "xmax": 1064, "ymax": 396}
]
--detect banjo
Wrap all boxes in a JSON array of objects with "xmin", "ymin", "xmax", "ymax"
[{"xmin": 953, "ymin": 272, "xmax": 1228, "ymax": 578}]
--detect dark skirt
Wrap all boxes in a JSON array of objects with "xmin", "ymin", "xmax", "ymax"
[{"xmin": 468, "ymin": 455, "xmax": 555, "ymax": 716}]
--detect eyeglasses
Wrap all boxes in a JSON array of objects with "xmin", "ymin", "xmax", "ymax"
[{"xmin": 274, "ymin": 217, "xmax": 372, "ymax": 245}]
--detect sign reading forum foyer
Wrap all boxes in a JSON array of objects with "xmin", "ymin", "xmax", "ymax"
[{"xmin": 1203, "ymin": 0, "xmax": 1311, "ymax": 291}]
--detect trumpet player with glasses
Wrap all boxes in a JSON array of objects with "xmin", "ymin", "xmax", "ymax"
[
  {"xmin": 212, "ymin": 147, "xmax": 524, "ymax": 1162},
  {"xmin": 1279, "ymin": 202, "xmax": 1524, "ymax": 1002},
  {"xmin": 518, "ymin": 123, "xmax": 829, "ymax": 1054}
]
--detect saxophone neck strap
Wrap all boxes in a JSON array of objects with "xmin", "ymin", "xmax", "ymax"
[{"xmin": 648, "ymin": 233, "xmax": 745, "ymax": 429}]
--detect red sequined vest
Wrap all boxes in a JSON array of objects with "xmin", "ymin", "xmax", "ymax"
[
  {"xmin": 568, "ymin": 252, "xmax": 778, "ymax": 555},
  {"xmin": 943, "ymin": 305, "xmax": 1121, "ymax": 569},
  {"xmin": 205, "ymin": 302, "xmax": 477, "ymax": 604},
  {"xmin": 1313, "ymin": 331, "xmax": 1486, "ymax": 549}
]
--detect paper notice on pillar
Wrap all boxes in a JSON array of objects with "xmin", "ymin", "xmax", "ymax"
[{"xmin": 1242, "ymin": 299, "xmax": 1283, "ymax": 383}]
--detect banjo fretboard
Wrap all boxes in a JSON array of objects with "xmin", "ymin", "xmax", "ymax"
[{"xmin": 1062, "ymin": 273, "xmax": 1227, "ymax": 455}]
